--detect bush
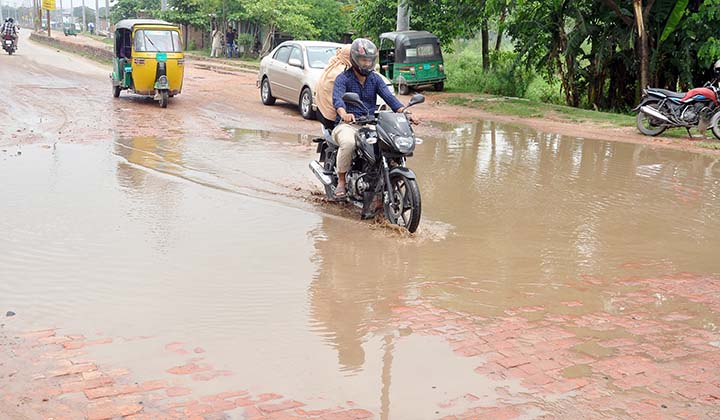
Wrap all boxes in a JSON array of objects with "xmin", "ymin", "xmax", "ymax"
[
  {"xmin": 236, "ymin": 33, "xmax": 254, "ymax": 55},
  {"xmin": 445, "ymin": 45, "xmax": 534, "ymax": 98},
  {"xmin": 525, "ymin": 77, "xmax": 563, "ymax": 104}
]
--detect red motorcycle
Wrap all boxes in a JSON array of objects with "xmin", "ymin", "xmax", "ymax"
[{"xmin": 634, "ymin": 84, "xmax": 720, "ymax": 139}]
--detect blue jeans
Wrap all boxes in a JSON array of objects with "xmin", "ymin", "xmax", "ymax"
[{"xmin": 226, "ymin": 44, "xmax": 235, "ymax": 58}]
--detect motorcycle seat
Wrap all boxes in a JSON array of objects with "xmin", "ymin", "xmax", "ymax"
[{"xmin": 648, "ymin": 88, "xmax": 685, "ymax": 98}]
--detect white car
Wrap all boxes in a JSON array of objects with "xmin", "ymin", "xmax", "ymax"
[{"xmin": 257, "ymin": 40, "xmax": 395, "ymax": 120}]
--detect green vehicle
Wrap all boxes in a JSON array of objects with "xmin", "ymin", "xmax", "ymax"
[
  {"xmin": 63, "ymin": 23, "xmax": 78, "ymax": 36},
  {"xmin": 379, "ymin": 30, "xmax": 446, "ymax": 95}
]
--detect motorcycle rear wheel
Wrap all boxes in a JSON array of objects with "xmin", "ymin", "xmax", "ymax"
[
  {"xmin": 384, "ymin": 173, "xmax": 422, "ymax": 233},
  {"xmin": 636, "ymin": 101, "xmax": 667, "ymax": 136}
]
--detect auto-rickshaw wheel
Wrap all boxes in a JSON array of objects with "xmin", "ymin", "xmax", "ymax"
[
  {"xmin": 159, "ymin": 91, "xmax": 169, "ymax": 108},
  {"xmin": 398, "ymin": 83, "xmax": 410, "ymax": 96},
  {"xmin": 434, "ymin": 82, "xmax": 444, "ymax": 92},
  {"xmin": 113, "ymin": 85, "xmax": 121, "ymax": 98}
]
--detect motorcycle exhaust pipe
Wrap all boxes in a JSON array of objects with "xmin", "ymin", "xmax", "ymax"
[
  {"xmin": 309, "ymin": 160, "xmax": 333, "ymax": 186},
  {"xmin": 640, "ymin": 105, "xmax": 671, "ymax": 123}
]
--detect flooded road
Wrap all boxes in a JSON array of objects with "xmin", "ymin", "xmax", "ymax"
[{"xmin": 3, "ymin": 118, "xmax": 720, "ymax": 419}]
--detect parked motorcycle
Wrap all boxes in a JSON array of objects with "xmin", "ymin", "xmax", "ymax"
[
  {"xmin": 2, "ymin": 34, "xmax": 16, "ymax": 55},
  {"xmin": 309, "ymin": 92, "xmax": 424, "ymax": 233},
  {"xmin": 634, "ymin": 84, "xmax": 720, "ymax": 139}
]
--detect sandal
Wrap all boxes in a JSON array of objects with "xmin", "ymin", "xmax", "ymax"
[{"xmin": 334, "ymin": 185, "xmax": 347, "ymax": 199}]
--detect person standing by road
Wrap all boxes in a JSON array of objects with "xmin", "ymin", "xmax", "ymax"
[
  {"xmin": 211, "ymin": 26, "xmax": 223, "ymax": 58},
  {"xmin": 225, "ymin": 27, "xmax": 236, "ymax": 58}
]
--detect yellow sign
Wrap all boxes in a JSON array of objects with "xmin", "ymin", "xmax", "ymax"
[{"xmin": 42, "ymin": 0, "xmax": 56, "ymax": 11}]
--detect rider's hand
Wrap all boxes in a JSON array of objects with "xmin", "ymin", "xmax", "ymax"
[
  {"xmin": 407, "ymin": 112, "xmax": 420, "ymax": 125},
  {"xmin": 341, "ymin": 112, "xmax": 356, "ymax": 123}
]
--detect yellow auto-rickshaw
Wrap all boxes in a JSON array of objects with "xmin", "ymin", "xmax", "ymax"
[{"xmin": 112, "ymin": 19, "xmax": 184, "ymax": 108}]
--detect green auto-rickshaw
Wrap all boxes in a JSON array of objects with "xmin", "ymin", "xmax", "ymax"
[{"xmin": 379, "ymin": 30, "xmax": 446, "ymax": 95}]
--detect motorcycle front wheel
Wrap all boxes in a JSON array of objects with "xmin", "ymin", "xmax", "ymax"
[
  {"xmin": 636, "ymin": 101, "xmax": 667, "ymax": 136},
  {"xmin": 384, "ymin": 173, "xmax": 422, "ymax": 233}
]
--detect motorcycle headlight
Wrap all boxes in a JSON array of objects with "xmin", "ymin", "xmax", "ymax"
[{"xmin": 393, "ymin": 136, "xmax": 415, "ymax": 152}]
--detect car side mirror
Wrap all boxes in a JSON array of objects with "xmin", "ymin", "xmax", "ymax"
[
  {"xmin": 288, "ymin": 58, "xmax": 303, "ymax": 68},
  {"xmin": 407, "ymin": 94, "xmax": 425, "ymax": 108}
]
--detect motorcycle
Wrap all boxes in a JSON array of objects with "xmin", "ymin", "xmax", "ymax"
[
  {"xmin": 2, "ymin": 34, "xmax": 15, "ymax": 55},
  {"xmin": 309, "ymin": 92, "xmax": 425, "ymax": 233},
  {"xmin": 634, "ymin": 84, "xmax": 720, "ymax": 139}
]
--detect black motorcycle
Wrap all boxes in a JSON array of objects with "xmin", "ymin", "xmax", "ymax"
[
  {"xmin": 2, "ymin": 34, "xmax": 16, "ymax": 55},
  {"xmin": 634, "ymin": 84, "xmax": 720, "ymax": 138},
  {"xmin": 309, "ymin": 92, "xmax": 424, "ymax": 233}
]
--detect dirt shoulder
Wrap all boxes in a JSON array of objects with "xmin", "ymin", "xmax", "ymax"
[{"xmin": 25, "ymin": 31, "xmax": 720, "ymax": 157}]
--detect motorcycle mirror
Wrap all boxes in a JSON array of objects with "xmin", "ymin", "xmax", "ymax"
[
  {"xmin": 407, "ymin": 94, "xmax": 425, "ymax": 108},
  {"xmin": 342, "ymin": 92, "xmax": 363, "ymax": 106},
  {"xmin": 341, "ymin": 92, "xmax": 370, "ymax": 115}
]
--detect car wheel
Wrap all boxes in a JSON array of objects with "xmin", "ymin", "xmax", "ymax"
[
  {"xmin": 300, "ymin": 88, "xmax": 316, "ymax": 120},
  {"xmin": 261, "ymin": 77, "xmax": 276, "ymax": 105}
]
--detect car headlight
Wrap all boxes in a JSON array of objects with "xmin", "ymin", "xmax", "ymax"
[{"xmin": 394, "ymin": 136, "xmax": 414, "ymax": 152}]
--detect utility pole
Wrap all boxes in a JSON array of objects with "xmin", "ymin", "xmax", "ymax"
[
  {"xmin": 161, "ymin": 0, "xmax": 167, "ymax": 11},
  {"xmin": 1, "ymin": 0, "xmax": 5, "ymax": 24},
  {"xmin": 94, "ymin": 0, "xmax": 98, "ymax": 33},
  {"xmin": 396, "ymin": 0, "xmax": 409, "ymax": 31},
  {"xmin": 32, "ymin": 0, "xmax": 37, "ymax": 31},
  {"xmin": 104, "ymin": 0, "xmax": 107, "ymax": 32},
  {"xmin": 82, "ymin": 0, "xmax": 86, "ymax": 31}
]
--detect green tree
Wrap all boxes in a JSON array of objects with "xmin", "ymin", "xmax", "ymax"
[
  {"xmin": 303, "ymin": 0, "xmax": 351, "ymax": 41},
  {"xmin": 110, "ymin": 0, "xmax": 160, "ymax": 23},
  {"xmin": 235, "ymin": 0, "xmax": 318, "ymax": 54}
]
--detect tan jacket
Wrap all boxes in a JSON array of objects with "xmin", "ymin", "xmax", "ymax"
[{"xmin": 315, "ymin": 45, "xmax": 351, "ymax": 121}]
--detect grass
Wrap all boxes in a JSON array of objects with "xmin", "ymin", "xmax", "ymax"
[
  {"xmin": 697, "ymin": 141, "xmax": 720, "ymax": 150},
  {"xmin": 184, "ymin": 49, "xmax": 260, "ymax": 69},
  {"xmin": 446, "ymin": 96, "xmax": 635, "ymax": 127},
  {"xmin": 85, "ymin": 33, "xmax": 114, "ymax": 46}
]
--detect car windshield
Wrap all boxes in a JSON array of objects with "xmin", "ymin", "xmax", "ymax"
[
  {"xmin": 134, "ymin": 30, "xmax": 182, "ymax": 53},
  {"xmin": 306, "ymin": 46, "xmax": 338, "ymax": 69}
]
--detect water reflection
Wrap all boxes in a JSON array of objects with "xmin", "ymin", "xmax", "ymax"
[
  {"xmin": 308, "ymin": 216, "xmax": 416, "ymax": 374},
  {"xmin": 114, "ymin": 136, "xmax": 185, "ymax": 253}
]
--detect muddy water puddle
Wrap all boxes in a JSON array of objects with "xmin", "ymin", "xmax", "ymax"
[{"xmin": 2, "ymin": 121, "xmax": 720, "ymax": 418}]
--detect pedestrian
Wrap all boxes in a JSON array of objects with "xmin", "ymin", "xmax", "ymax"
[
  {"xmin": 88, "ymin": 21, "xmax": 95, "ymax": 35},
  {"xmin": 226, "ymin": 27, "xmax": 235, "ymax": 59},
  {"xmin": 211, "ymin": 27, "xmax": 223, "ymax": 58}
]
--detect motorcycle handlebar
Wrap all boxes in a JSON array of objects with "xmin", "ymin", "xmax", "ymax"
[{"xmin": 354, "ymin": 115, "xmax": 376, "ymax": 125}]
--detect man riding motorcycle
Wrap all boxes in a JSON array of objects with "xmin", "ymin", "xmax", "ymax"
[
  {"xmin": 1, "ymin": 18, "xmax": 18, "ymax": 51},
  {"xmin": 331, "ymin": 38, "xmax": 418, "ymax": 198}
]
